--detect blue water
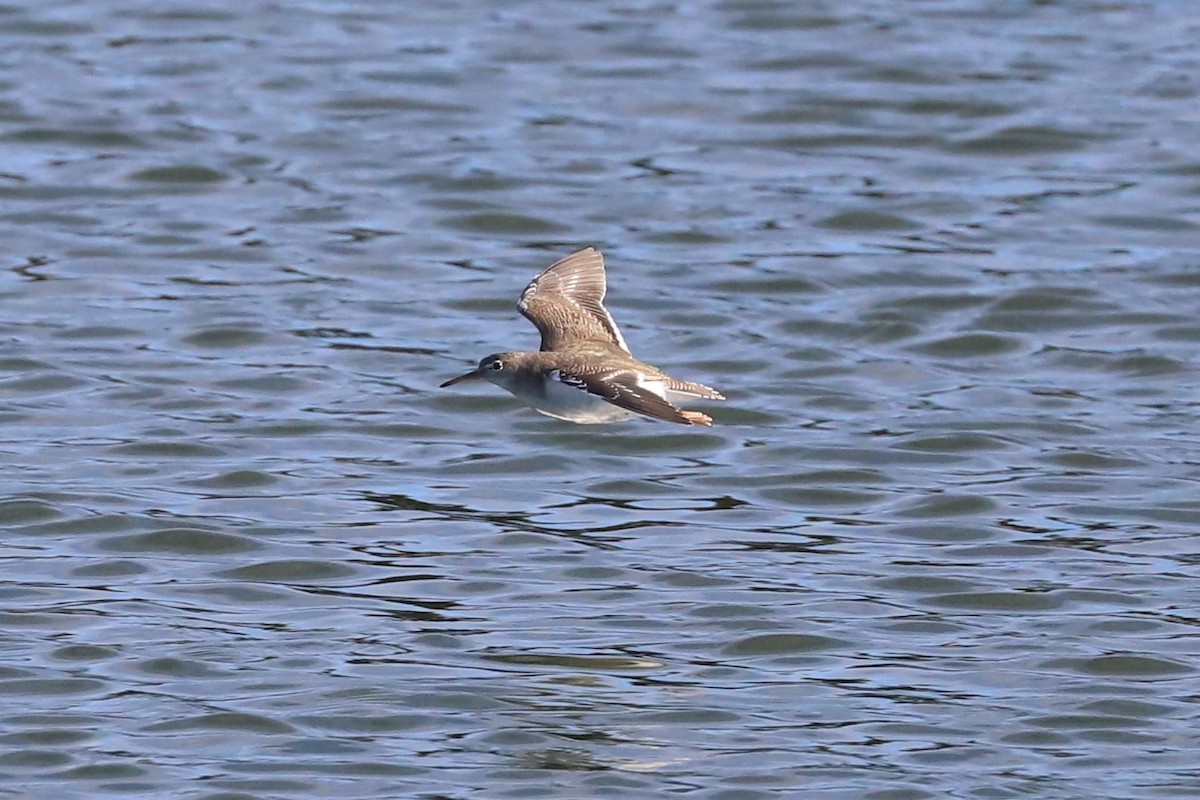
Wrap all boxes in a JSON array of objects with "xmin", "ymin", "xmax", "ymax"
[{"xmin": 1, "ymin": 1, "xmax": 1198, "ymax": 798}]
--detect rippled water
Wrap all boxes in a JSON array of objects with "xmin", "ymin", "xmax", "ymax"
[{"xmin": 2, "ymin": 1, "xmax": 1199, "ymax": 798}]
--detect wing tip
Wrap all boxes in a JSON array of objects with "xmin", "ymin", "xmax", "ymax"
[
  {"xmin": 551, "ymin": 246, "xmax": 604, "ymax": 273},
  {"xmin": 681, "ymin": 410, "xmax": 714, "ymax": 426}
]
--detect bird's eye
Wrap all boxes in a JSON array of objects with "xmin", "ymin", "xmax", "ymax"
[{"xmin": 489, "ymin": 359, "xmax": 504, "ymax": 371}]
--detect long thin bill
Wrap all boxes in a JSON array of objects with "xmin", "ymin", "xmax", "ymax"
[{"xmin": 439, "ymin": 370, "xmax": 482, "ymax": 388}]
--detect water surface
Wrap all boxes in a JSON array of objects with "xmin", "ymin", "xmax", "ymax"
[{"xmin": 2, "ymin": 1, "xmax": 1199, "ymax": 798}]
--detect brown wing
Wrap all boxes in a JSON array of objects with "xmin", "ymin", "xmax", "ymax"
[
  {"xmin": 518, "ymin": 248, "xmax": 631, "ymax": 353},
  {"xmin": 572, "ymin": 368, "xmax": 712, "ymax": 426}
]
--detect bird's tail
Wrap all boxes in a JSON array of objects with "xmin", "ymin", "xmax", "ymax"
[{"xmin": 666, "ymin": 378, "xmax": 725, "ymax": 400}]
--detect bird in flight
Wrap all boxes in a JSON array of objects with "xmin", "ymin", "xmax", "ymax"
[{"xmin": 439, "ymin": 247, "xmax": 723, "ymax": 426}]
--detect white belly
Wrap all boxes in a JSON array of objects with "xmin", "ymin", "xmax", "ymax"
[{"xmin": 529, "ymin": 379, "xmax": 638, "ymax": 424}]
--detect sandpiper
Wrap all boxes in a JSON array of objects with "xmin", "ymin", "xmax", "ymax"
[{"xmin": 439, "ymin": 247, "xmax": 724, "ymax": 425}]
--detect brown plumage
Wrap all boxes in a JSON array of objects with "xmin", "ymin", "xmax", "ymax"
[
  {"xmin": 518, "ymin": 248, "xmax": 630, "ymax": 352},
  {"xmin": 440, "ymin": 248, "xmax": 723, "ymax": 426}
]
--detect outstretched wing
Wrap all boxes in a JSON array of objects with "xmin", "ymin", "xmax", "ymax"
[
  {"xmin": 518, "ymin": 248, "xmax": 631, "ymax": 353},
  {"xmin": 561, "ymin": 367, "xmax": 712, "ymax": 426}
]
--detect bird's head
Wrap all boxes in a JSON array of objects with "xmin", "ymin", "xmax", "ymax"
[{"xmin": 439, "ymin": 352, "xmax": 522, "ymax": 390}]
